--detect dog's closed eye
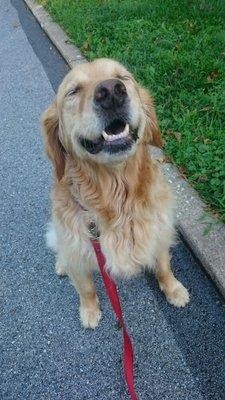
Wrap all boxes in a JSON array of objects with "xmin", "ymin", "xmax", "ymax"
[
  {"xmin": 116, "ymin": 74, "xmax": 132, "ymax": 82},
  {"xmin": 66, "ymin": 85, "xmax": 82, "ymax": 97}
]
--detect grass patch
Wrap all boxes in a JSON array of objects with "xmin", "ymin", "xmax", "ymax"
[{"xmin": 42, "ymin": 0, "xmax": 225, "ymax": 221}]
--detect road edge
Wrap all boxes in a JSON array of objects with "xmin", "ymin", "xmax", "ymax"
[
  {"xmin": 23, "ymin": 0, "xmax": 225, "ymax": 298},
  {"xmin": 23, "ymin": 0, "xmax": 86, "ymax": 67}
]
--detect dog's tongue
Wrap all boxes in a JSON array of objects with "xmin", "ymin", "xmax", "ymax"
[{"xmin": 105, "ymin": 119, "xmax": 126, "ymax": 135}]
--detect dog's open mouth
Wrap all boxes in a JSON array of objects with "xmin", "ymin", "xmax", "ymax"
[
  {"xmin": 102, "ymin": 119, "xmax": 129, "ymax": 141},
  {"xmin": 79, "ymin": 119, "xmax": 138, "ymax": 155}
]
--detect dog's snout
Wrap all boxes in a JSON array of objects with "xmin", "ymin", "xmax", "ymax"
[{"xmin": 94, "ymin": 79, "xmax": 127, "ymax": 110}]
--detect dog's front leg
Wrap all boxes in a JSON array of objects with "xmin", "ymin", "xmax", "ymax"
[
  {"xmin": 68, "ymin": 269, "xmax": 102, "ymax": 329},
  {"xmin": 156, "ymin": 249, "xmax": 190, "ymax": 307}
]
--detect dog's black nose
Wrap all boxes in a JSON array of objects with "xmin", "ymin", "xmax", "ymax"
[{"xmin": 94, "ymin": 79, "xmax": 127, "ymax": 110}]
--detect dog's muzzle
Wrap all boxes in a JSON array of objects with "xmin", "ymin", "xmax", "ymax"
[{"xmin": 79, "ymin": 79, "xmax": 138, "ymax": 155}]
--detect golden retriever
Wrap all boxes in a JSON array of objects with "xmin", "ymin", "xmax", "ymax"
[{"xmin": 42, "ymin": 58, "xmax": 189, "ymax": 329}]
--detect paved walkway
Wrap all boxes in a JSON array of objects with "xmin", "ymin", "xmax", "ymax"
[{"xmin": 1, "ymin": 1, "xmax": 225, "ymax": 399}]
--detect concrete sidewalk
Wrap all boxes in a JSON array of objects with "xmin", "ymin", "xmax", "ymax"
[{"xmin": 1, "ymin": 1, "xmax": 225, "ymax": 399}]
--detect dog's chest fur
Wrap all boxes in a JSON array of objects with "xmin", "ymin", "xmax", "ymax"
[{"xmin": 64, "ymin": 147, "xmax": 174, "ymax": 277}]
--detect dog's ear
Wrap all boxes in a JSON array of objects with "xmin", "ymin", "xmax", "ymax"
[
  {"xmin": 139, "ymin": 87, "xmax": 163, "ymax": 148},
  {"xmin": 42, "ymin": 101, "xmax": 66, "ymax": 181}
]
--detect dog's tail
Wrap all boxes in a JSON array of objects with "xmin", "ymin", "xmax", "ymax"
[{"xmin": 46, "ymin": 221, "xmax": 58, "ymax": 253}]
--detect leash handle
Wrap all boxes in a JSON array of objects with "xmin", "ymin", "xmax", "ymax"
[{"xmin": 91, "ymin": 239, "xmax": 138, "ymax": 400}]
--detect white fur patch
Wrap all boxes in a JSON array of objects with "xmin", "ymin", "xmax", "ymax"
[{"xmin": 46, "ymin": 221, "xmax": 58, "ymax": 252}]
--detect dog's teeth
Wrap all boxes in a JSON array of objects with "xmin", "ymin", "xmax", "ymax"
[
  {"xmin": 120, "ymin": 124, "xmax": 129, "ymax": 138},
  {"xmin": 102, "ymin": 131, "xmax": 110, "ymax": 141},
  {"xmin": 124, "ymin": 124, "xmax": 129, "ymax": 135},
  {"xmin": 102, "ymin": 131, "xmax": 116, "ymax": 141},
  {"xmin": 102, "ymin": 124, "xmax": 130, "ymax": 142}
]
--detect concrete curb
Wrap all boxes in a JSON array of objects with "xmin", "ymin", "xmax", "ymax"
[
  {"xmin": 24, "ymin": 0, "xmax": 225, "ymax": 298},
  {"xmin": 151, "ymin": 147, "xmax": 225, "ymax": 298},
  {"xmin": 24, "ymin": 0, "xmax": 86, "ymax": 67}
]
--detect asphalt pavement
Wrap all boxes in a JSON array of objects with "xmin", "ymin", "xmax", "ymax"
[{"xmin": 1, "ymin": 1, "xmax": 225, "ymax": 399}]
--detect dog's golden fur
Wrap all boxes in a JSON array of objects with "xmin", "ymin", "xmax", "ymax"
[{"xmin": 42, "ymin": 59, "xmax": 189, "ymax": 328}]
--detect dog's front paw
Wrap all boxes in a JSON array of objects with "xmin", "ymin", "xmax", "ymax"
[
  {"xmin": 79, "ymin": 305, "xmax": 102, "ymax": 329},
  {"xmin": 165, "ymin": 281, "xmax": 190, "ymax": 308}
]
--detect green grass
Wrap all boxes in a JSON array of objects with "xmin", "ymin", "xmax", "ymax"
[{"xmin": 42, "ymin": 0, "xmax": 225, "ymax": 221}]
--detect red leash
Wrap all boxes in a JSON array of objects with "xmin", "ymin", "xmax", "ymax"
[{"xmin": 91, "ymin": 239, "xmax": 138, "ymax": 400}]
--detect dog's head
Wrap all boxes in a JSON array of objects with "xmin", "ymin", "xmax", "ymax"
[{"xmin": 42, "ymin": 58, "xmax": 163, "ymax": 180}]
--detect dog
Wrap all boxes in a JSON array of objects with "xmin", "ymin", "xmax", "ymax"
[{"xmin": 42, "ymin": 58, "xmax": 189, "ymax": 329}]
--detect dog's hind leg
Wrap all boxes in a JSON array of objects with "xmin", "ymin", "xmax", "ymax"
[
  {"xmin": 55, "ymin": 256, "xmax": 67, "ymax": 276},
  {"xmin": 156, "ymin": 249, "xmax": 190, "ymax": 308},
  {"xmin": 46, "ymin": 221, "xmax": 67, "ymax": 276}
]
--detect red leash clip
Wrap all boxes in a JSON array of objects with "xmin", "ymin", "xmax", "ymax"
[{"xmin": 91, "ymin": 239, "xmax": 138, "ymax": 400}]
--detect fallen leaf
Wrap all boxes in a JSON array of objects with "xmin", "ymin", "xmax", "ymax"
[
  {"xmin": 164, "ymin": 155, "xmax": 172, "ymax": 163},
  {"xmin": 178, "ymin": 165, "xmax": 187, "ymax": 176},
  {"xmin": 83, "ymin": 41, "xmax": 90, "ymax": 51},
  {"xmin": 167, "ymin": 130, "xmax": 182, "ymax": 141},
  {"xmin": 156, "ymin": 157, "xmax": 165, "ymax": 164},
  {"xmin": 198, "ymin": 175, "xmax": 208, "ymax": 182},
  {"xmin": 212, "ymin": 211, "xmax": 220, "ymax": 219},
  {"xmin": 203, "ymin": 138, "xmax": 211, "ymax": 144},
  {"xmin": 174, "ymin": 132, "xmax": 181, "ymax": 141},
  {"xmin": 201, "ymin": 106, "xmax": 212, "ymax": 112},
  {"xmin": 207, "ymin": 70, "xmax": 218, "ymax": 82}
]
